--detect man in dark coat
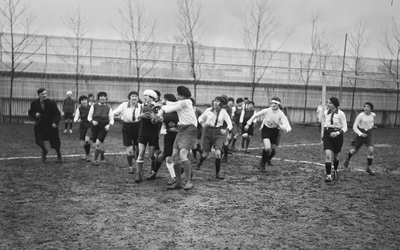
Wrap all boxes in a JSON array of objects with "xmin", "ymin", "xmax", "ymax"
[{"xmin": 28, "ymin": 88, "xmax": 63, "ymax": 162}]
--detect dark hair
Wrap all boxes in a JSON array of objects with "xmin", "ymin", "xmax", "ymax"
[
  {"xmin": 228, "ymin": 97, "xmax": 234, "ymax": 103},
  {"xmin": 78, "ymin": 95, "xmax": 88, "ymax": 104},
  {"xmin": 364, "ymin": 102, "xmax": 374, "ymax": 111},
  {"xmin": 215, "ymin": 96, "xmax": 227, "ymax": 106},
  {"xmin": 177, "ymin": 86, "xmax": 191, "ymax": 98},
  {"xmin": 37, "ymin": 88, "xmax": 46, "ymax": 95},
  {"xmin": 248, "ymin": 101, "xmax": 255, "ymax": 106},
  {"xmin": 97, "ymin": 91, "xmax": 108, "ymax": 100},
  {"xmin": 244, "ymin": 97, "xmax": 249, "ymax": 101},
  {"xmin": 329, "ymin": 97, "xmax": 340, "ymax": 108},
  {"xmin": 271, "ymin": 96, "xmax": 281, "ymax": 103},
  {"xmin": 236, "ymin": 98, "xmax": 244, "ymax": 104},
  {"xmin": 164, "ymin": 93, "xmax": 177, "ymax": 102},
  {"xmin": 154, "ymin": 90, "xmax": 161, "ymax": 98},
  {"xmin": 88, "ymin": 93, "xmax": 94, "ymax": 99},
  {"xmin": 127, "ymin": 91, "xmax": 139, "ymax": 99}
]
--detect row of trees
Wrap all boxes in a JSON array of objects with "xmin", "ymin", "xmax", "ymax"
[{"xmin": 1, "ymin": 0, "xmax": 400, "ymax": 124}]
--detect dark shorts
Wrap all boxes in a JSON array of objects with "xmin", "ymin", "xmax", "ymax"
[
  {"xmin": 79, "ymin": 121, "xmax": 92, "ymax": 141},
  {"xmin": 322, "ymin": 128, "xmax": 344, "ymax": 154},
  {"xmin": 64, "ymin": 112, "xmax": 73, "ymax": 120},
  {"xmin": 92, "ymin": 122, "xmax": 109, "ymax": 143},
  {"xmin": 232, "ymin": 122, "xmax": 242, "ymax": 135},
  {"xmin": 138, "ymin": 134, "xmax": 159, "ymax": 147},
  {"xmin": 197, "ymin": 126, "xmax": 203, "ymax": 140},
  {"xmin": 163, "ymin": 132, "xmax": 177, "ymax": 157},
  {"xmin": 34, "ymin": 126, "xmax": 61, "ymax": 149},
  {"xmin": 242, "ymin": 123, "xmax": 254, "ymax": 136},
  {"xmin": 352, "ymin": 129, "xmax": 374, "ymax": 149},
  {"xmin": 201, "ymin": 126, "xmax": 225, "ymax": 152},
  {"xmin": 261, "ymin": 126, "xmax": 280, "ymax": 144},
  {"xmin": 122, "ymin": 122, "xmax": 140, "ymax": 147},
  {"xmin": 173, "ymin": 125, "xmax": 197, "ymax": 151}
]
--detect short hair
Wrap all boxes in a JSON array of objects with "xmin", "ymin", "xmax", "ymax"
[
  {"xmin": 88, "ymin": 93, "xmax": 94, "ymax": 99},
  {"xmin": 78, "ymin": 95, "xmax": 88, "ymax": 104},
  {"xmin": 364, "ymin": 102, "xmax": 374, "ymax": 111},
  {"xmin": 189, "ymin": 97, "xmax": 196, "ymax": 106},
  {"xmin": 154, "ymin": 90, "xmax": 161, "ymax": 98},
  {"xmin": 228, "ymin": 97, "xmax": 234, "ymax": 103},
  {"xmin": 248, "ymin": 101, "xmax": 255, "ymax": 106},
  {"xmin": 236, "ymin": 98, "xmax": 244, "ymax": 104},
  {"xmin": 271, "ymin": 96, "xmax": 281, "ymax": 103},
  {"xmin": 244, "ymin": 97, "xmax": 249, "ymax": 101},
  {"xmin": 97, "ymin": 91, "xmax": 108, "ymax": 100},
  {"xmin": 127, "ymin": 91, "xmax": 139, "ymax": 99},
  {"xmin": 329, "ymin": 97, "xmax": 340, "ymax": 108},
  {"xmin": 37, "ymin": 88, "xmax": 46, "ymax": 95}
]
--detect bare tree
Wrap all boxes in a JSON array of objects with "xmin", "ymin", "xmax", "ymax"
[
  {"xmin": 61, "ymin": 4, "xmax": 89, "ymax": 101},
  {"xmin": 117, "ymin": 0, "xmax": 159, "ymax": 93},
  {"xmin": 380, "ymin": 18, "xmax": 400, "ymax": 125},
  {"xmin": 299, "ymin": 14, "xmax": 330, "ymax": 125},
  {"xmin": 0, "ymin": 0, "xmax": 43, "ymax": 123},
  {"xmin": 345, "ymin": 20, "xmax": 369, "ymax": 123},
  {"xmin": 175, "ymin": 0, "xmax": 203, "ymax": 99},
  {"xmin": 242, "ymin": 0, "xmax": 290, "ymax": 100}
]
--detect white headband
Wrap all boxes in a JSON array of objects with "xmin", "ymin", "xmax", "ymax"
[
  {"xmin": 271, "ymin": 100, "xmax": 281, "ymax": 105},
  {"xmin": 143, "ymin": 89, "xmax": 157, "ymax": 99}
]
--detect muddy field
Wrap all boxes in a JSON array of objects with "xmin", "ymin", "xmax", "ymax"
[{"xmin": 1, "ymin": 122, "xmax": 400, "ymax": 249}]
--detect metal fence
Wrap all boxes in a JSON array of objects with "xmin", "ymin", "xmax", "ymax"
[
  {"xmin": 0, "ymin": 33, "xmax": 396, "ymax": 89},
  {"xmin": 1, "ymin": 33, "xmax": 399, "ymax": 125}
]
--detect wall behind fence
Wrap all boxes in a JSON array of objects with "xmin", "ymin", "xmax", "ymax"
[
  {"xmin": 0, "ymin": 72, "xmax": 398, "ymax": 125},
  {"xmin": 0, "ymin": 33, "xmax": 397, "ymax": 90}
]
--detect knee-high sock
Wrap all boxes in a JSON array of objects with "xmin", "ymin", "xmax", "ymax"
[
  {"xmin": 333, "ymin": 160, "xmax": 339, "ymax": 170},
  {"xmin": 347, "ymin": 152, "xmax": 354, "ymax": 161},
  {"xmin": 196, "ymin": 143, "xmax": 203, "ymax": 155},
  {"xmin": 94, "ymin": 149, "xmax": 100, "ymax": 161},
  {"xmin": 223, "ymin": 145, "xmax": 229, "ymax": 159},
  {"xmin": 173, "ymin": 163, "xmax": 182, "ymax": 184},
  {"xmin": 153, "ymin": 160, "xmax": 162, "ymax": 173},
  {"xmin": 268, "ymin": 148, "xmax": 276, "ymax": 161},
  {"xmin": 215, "ymin": 158, "xmax": 221, "ymax": 173},
  {"xmin": 231, "ymin": 138, "xmax": 237, "ymax": 148},
  {"xmin": 245, "ymin": 138, "xmax": 250, "ymax": 150},
  {"xmin": 69, "ymin": 122, "xmax": 73, "ymax": 129},
  {"xmin": 166, "ymin": 162, "xmax": 176, "ymax": 178},
  {"xmin": 325, "ymin": 162, "xmax": 332, "ymax": 175},
  {"xmin": 262, "ymin": 149, "xmax": 270, "ymax": 162},
  {"xmin": 55, "ymin": 147, "xmax": 62, "ymax": 158},
  {"xmin": 367, "ymin": 158, "xmax": 373, "ymax": 166},
  {"xmin": 127, "ymin": 155, "xmax": 133, "ymax": 166},
  {"xmin": 181, "ymin": 160, "xmax": 192, "ymax": 183},
  {"xmin": 192, "ymin": 149, "xmax": 197, "ymax": 159},
  {"xmin": 136, "ymin": 161, "xmax": 143, "ymax": 177},
  {"xmin": 84, "ymin": 143, "xmax": 91, "ymax": 155},
  {"xmin": 150, "ymin": 156, "xmax": 156, "ymax": 171},
  {"xmin": 197, "ymin": 154, "xmax": 206, "ymax": 168}
]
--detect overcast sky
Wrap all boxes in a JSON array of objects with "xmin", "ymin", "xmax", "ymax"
[{"xmin": 26, "ymin": 0, "xmax": 400, "ymax": 58}]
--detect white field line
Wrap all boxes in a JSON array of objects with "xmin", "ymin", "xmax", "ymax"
[
  {"xmin": 235, "ymin": 152, "xmax": 325, "ymax": 167},
  {"xmin": 0, "ymin": 142, "xmax": 323, "ymax": 161},
  {"xmin": 235, "ymin": 152, "xmax": 370, "ymax": 172},
  {"xmin": 0, "ymin": 152, "xmax": 127, "ymax": 161},
  {"xmin": 0, "ymin": 142, "xmax": 391, "ymax": 172}
]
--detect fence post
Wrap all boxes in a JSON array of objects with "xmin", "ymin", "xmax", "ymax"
[
  {"xmin": 171, "ymin": 45, "xmax": 175, "ymax": 78},
  {"xmin": 0, "ymin": 97, "xmax": 3, "ymax": 123},
  {"xmin": 383, "ymin": 111, "xmax": 394, "ymax": 128}
]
